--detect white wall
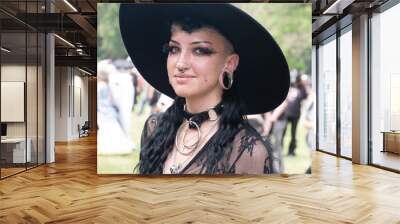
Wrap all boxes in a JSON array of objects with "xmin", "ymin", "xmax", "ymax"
[
  {"xmin": 1, "ymin": 65, "xmax": 25, "ymax": 81},
  {"xmin": 1, "ymin": 63, "xmax": 46, "ymax": 164},
  {"xmin": 1, "ymin": 65, "xmax": 31, "ymax": 138},
  {"xmin": 55, "ymin": 66, "xmax": 69, "ymax": 141},
  {"xmin": 1, "ymin": 66, "xmax": 26, "ymax": 137},
  {"xmin": 55, "ymin": 67, "xmax": 89, "ymax": 141},
  {"xmin": 1, "ymin": 82, "xmax": 25, "ymax": 122}
]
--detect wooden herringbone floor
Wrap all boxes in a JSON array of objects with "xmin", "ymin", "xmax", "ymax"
[{"xmin": 0, "ymin": 135, "xmax": 400, "ymax": 223}]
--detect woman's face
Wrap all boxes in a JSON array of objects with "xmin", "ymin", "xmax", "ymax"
[{"xmin": 166, "ymin": 25, "xmax": 239, "ymax": 100}]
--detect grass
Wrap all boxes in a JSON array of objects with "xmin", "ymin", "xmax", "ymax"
[
  {"xmin": 97, "ymin": 105, "xmax": 148, "ymax": 174},
  {"xmin": 98, "ymin": 104, "xmax": 312, "ymax": 174},
  {"xmin": 282, "ymin": 122, "xmax": 312, "ymax": 174}
]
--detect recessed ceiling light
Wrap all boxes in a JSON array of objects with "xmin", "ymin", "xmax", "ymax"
[
  {"xmin": 63, "ymin": 0, "xmax": 78, "ymax": 12},
  {"xmin": 54, "ymin": 34, "xmax": 75, "ymax": 48},
  {"xmin": 322, "ymin": 0, "xmax": 354, "ymax": 15},
  {"xmin": 78, "ymin": 67, "xmax": 93, "ymax": 76},
  {"xmin": 1, "ymin": 47, "xmax": 11, "ymax": 53}
]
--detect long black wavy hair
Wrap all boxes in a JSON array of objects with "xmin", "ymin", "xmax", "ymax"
[
  {"xmin": 136, "ymin": 17, "xmax": 249, "ymax": 174},
  {"xmin": 137, "ymin": 87, "xmax": 248, "ymax": 174}
]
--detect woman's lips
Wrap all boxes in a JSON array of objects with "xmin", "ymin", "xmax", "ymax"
[{"xmin": 174, "ymin": 75, "xmax": 195, "ymax": 84}]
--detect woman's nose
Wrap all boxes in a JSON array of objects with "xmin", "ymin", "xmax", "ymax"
[
  {"xmin": 176, "ymin": 62, "xmax": 189, "ymax": 72},
  {"xmin": 176, "ymin": 53, "xmax": 190, "ymax": 72}
]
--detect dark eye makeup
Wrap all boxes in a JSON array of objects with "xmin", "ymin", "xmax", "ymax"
[
  {"xmin": 162, "ymin": 43, "xmax": 215, "ymax": 56},
  {"xmin": 162, "ymin": 43, "xmax": 179, "ymax": 54},
  {"xmin": 193, "ymin": 47, "xmax": 215, "ymax": 55}
]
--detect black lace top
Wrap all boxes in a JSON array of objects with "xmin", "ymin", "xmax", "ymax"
[{"xmin": 140, "ymin": 113, "xmax": 278, "ymax": 174}]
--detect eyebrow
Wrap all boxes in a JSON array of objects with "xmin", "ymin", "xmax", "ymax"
[{"xmin": 170, "ymin": 40, "xmax": 213, "ymax": 45}]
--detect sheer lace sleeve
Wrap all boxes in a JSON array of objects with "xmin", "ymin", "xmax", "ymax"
[
  {"xmin": 140, "ymin": 113, "xmax": 161, "ymax": 148},
  {"xmin": 227, "ymin": 125, "xmax": 276, "ymax": 174}
]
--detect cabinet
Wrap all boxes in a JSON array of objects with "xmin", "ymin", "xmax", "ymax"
[
  {"xmin": 0, "ymin": 138, "xmax": 31, "ymax": 164},
  {"xmin": 382, "ymin": 131, "xmax": 400, "ymax": 154}
]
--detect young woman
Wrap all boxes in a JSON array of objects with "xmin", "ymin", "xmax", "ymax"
[{"xmin": 119, "ymin": 3, "xmax": 290, "ymax": 174}]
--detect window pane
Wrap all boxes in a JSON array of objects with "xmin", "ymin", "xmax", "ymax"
[
  {"xmin": 339, "ymin": 28, "xmax": 352, "ymax": 158},
  {"xmin": 317, "ymin": 36, "xmax": 337, "ymax": 154},
  {"xmin": 1, "ymin": 14, "xmax": 27, "ymax": 177},
  {"xmin": 27, "ymin": 31, "xmax": 38, "ymax": 169},
  {"xmin": 371, "ymin": 3, "xmax": 400, "ymax": 171}
]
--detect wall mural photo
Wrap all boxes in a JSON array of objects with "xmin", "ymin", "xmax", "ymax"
[{"xmin": 97, "ymin": 3, "xmax": 312, "ymax": 175}]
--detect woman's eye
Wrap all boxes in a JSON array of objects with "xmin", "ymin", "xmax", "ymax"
[
  {"xmin": 169, "ymin": 46, "xmax": 179, "ymax": 54},
  {"xmin": 162, "ymin": 44, "xmax": 180, "ymax": 55},
  {"xmin": 194, "ymin": 47, "xmax": 214, "ymax": 56}
]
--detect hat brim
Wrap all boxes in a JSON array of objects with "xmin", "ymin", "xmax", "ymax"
[{"xmin": 119, "ymin": 3, "xmax": 290, "ymax": 114}]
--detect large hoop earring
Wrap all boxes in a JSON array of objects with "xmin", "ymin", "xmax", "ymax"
[{"xmin": 219, "ymin": 71, "xmax": 233, "ymax": 90}]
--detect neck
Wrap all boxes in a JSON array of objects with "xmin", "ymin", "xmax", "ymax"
[{"xmin": 185, "ymin": 93, "xmax": 222, "ymax": 114}]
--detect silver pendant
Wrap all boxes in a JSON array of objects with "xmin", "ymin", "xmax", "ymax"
[
  {"xmin": 170, "ymin": 164, "xmax": 180, "ymax": 174},
  {"xmin": 208, "ymin": 109, "xmax": 218, "ymax": 121}
]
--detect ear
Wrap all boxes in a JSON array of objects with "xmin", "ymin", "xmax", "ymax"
[{"xmin": 225, "ymin": 53, "xmax": 239, "ymax": 75}]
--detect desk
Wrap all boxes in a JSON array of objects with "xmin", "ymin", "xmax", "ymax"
[
  {"xmin": 381, "ymin": 131, "xmax": 400, "ymax": 154},
  {"xmin": 1, "ymin": 138, "xmax": 31, "ymax": 163}
]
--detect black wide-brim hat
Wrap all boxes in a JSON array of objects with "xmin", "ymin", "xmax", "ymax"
[{"xmin": 119, "ymin": 3, "xmax": 290, "ymax": 115}]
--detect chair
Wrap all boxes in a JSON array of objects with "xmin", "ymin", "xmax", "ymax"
[{"xmin": 79, "ymin": 121, "xmax": 90, "ymax": 138}]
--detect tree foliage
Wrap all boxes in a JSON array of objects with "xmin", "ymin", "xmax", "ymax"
[
  {"xmin": 97, "ymin": 3, "xmax": 128, "ymax": 60},
  {"xmin": 235, "ymin": 3, "xmax": 312, "ymax": 74}
]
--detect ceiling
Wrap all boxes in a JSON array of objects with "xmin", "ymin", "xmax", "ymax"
[
  {"xmin": 311, "ymin": 0, "xmax": 390, "ymax": 43},
  {"xmin": 0, "ymin": 0, "xmax": 97, "ymax": 74}
]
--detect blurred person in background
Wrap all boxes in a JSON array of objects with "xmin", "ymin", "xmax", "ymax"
[
  {"xmin": 301, "ymin": 78, "xmax": 314, "ymax": 174},
  {"xmin": 97, "ymin": 60, "xmax": 135, "ymax": 155},
  {"xmin": 155, "ymin": 94, "xmax": 174, "ymax": 113},
  {"xmin": 147, "ymin": 87, "xmax": 161, "ymax": 114},
  {"xmin": 283, "ymin": 74, "xmax": 309, "ymax": 156},
  {"xmin": 268, "ymin": 98, "xmax": 289, "ymax": 173},
  {"xmin": 132, "ymin": 66, "xmax": 144, "ymax": 111},
  {"xmin": 126, "ymin": 57, "xmax": 140, "ymax": 108},
  {"xmin": 136, "ymin": 73, "xmax": 149, "ymax": 115},
  {"xmin": 110, "ymin": 59, "xmax": 135, "ymax": 141},
  {"xmin": 111, "ymin": 58, "xmax": 136, "ymax": 137},
  {"xmin": 136, "ymin": 78, "xmax": 160, "ymax": 116},
  {"xmin": 247, "ymin": 114, "xmax": 266, "ymax": 136}
]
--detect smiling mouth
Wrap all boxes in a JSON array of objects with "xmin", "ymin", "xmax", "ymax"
[
  {"xmin": 174, "ymin": 75, "xmax": 195, "ymax": 84},
  {"xmin": 174, "ymin": 75, "xmax": 196, "ymax": 78}
]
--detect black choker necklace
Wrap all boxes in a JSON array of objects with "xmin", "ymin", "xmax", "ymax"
[{"xmin": 182, "ymin": 102, "xmax": 224, "ymax": 129}]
